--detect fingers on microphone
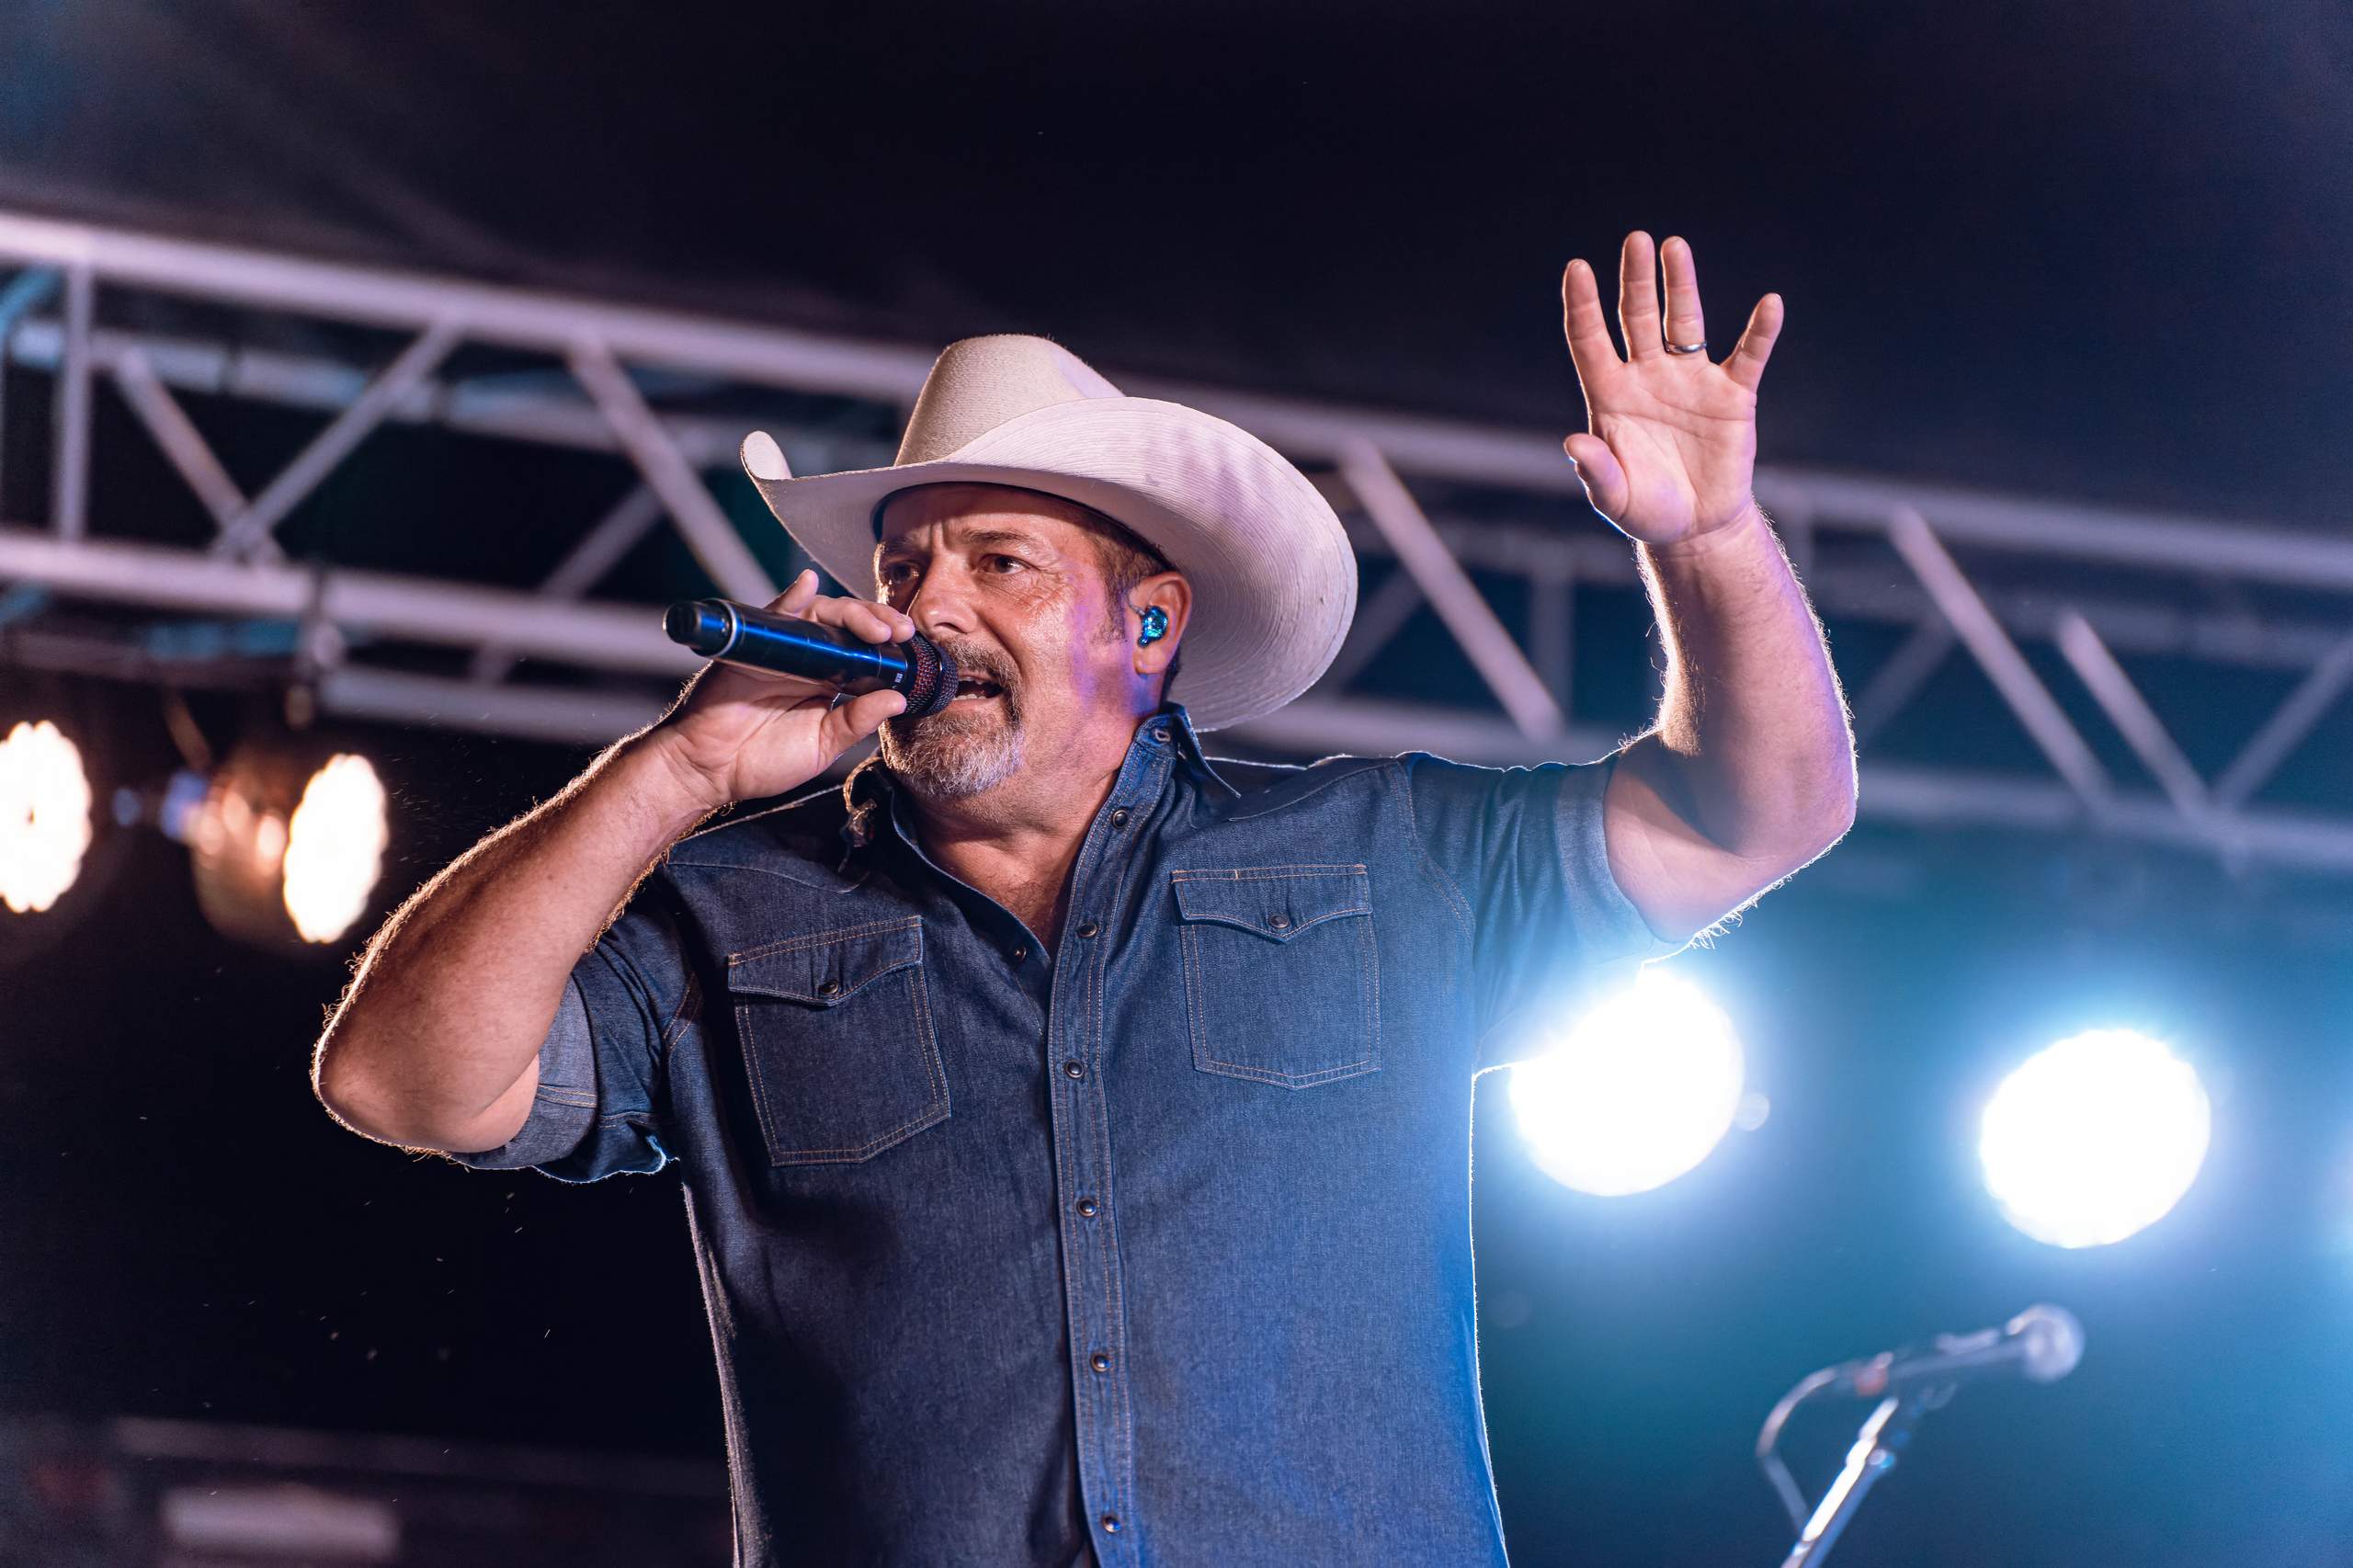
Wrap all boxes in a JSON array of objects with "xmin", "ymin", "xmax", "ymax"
[
  {"xmin": 778, "ymin": 569, "xmax": 818, "ymax": 614},
  {"xmin": 831, "ymin": 687, "xmax": 906, "ymax": 747}
]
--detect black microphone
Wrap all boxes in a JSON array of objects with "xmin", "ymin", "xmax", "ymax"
[
  {"xmin": 1826, "ymin": 1303, "xmax": 2085, "ymax": 1400},
  {"xmin": 664, "ymin": 597, "xmax": 961, "ymax": 719}
]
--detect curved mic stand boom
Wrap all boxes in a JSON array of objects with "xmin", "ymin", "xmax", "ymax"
[
  {"xmin": 1761, "ymin": 1382, "xmax": 1950, "ymax": 1568},
  {"xmin": 1755, "ymin": 1303, "xmax": 2083, "ymax": 1567}
]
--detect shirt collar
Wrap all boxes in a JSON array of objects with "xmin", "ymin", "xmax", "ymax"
[
  {"xmin": 1134, "ymin": 699, "xmax": 1233, "ymax": 795},
  {"xmin": 838, "ymin": 699, "xmax": 1232, "ymax": 854}
]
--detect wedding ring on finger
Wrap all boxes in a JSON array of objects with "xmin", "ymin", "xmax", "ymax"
[{"xmin": 1665, "ymin": 339, "xmax": 1709, "ymax": 356}]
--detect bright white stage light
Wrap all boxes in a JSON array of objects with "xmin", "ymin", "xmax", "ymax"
[
  {"xmin": 0, "ymin": 719, "xmax": 95, "ymax": 914},
  {"xmin": 1980, "ymin": 1028, "xmax": 2211, "ymax": 1248},
  {"xmin": 182, "ymin": 740, "xmax": 390, "ymax": 949},
  {"xmin": 282, "ymin": 753, "xmax": 389, "ymax": 943},
  {"xmin": 1509, "ymin": 968, "xmax": 1745, "ymax": 1196}
]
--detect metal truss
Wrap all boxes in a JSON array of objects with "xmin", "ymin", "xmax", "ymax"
[{"xmin": 3, "ymin": 209, "xmax": 2351, "ymax": 873}]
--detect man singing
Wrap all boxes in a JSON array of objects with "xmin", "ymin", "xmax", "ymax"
[{"xmin": 314, "ymin": 232, "xmax": 1855, "ymax": 1566}]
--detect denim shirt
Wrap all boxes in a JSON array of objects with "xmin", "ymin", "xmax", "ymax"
[{"xmin": 449, "ymin": 702, "xmax": 1682, "ymax": 1567}]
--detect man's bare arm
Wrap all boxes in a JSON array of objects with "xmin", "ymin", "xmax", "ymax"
[
  {"xmin": 312, "ymin": 570, "xmax": 915, "ymax": 1155},
  {"xmin": 1556, "ymin": 232, "xmax": 1858, "ymax": 942},
  {"xmin": 311, "ymin": 732, "xmax": 722, "ymax": 1153},
  {"xmin": 1608, "ymin": 505, "xmax": 1856, "ymax": 941}
]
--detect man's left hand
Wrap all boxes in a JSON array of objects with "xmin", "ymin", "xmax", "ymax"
[{"xmin": 1560, "ymin": 232, "xmax": 1783, "ymax": 549}]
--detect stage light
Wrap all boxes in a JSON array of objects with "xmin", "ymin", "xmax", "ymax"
[
  {"xmin": 1, "ymin": 678, "xmax": 136, "ymax": 961},
  {"xmin": 0, "ymin": 718, "xmax": 94, "ymax": 914},
  {"xmin": 1980, "ymin": 1028, "xmax": 2211, "ymax": 1248},
  {"xmin": 1508, "ymin": 967, "xmax": 1745, "ymax": 1196},
  {"xmin": 168, "ymin": 735, "xmax": 390, "ymax": 950},
  {"xmin": 281, "ymin": 753, "xmax": 390, "ymax": 942}
]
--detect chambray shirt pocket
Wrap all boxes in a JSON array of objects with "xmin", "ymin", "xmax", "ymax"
[
  {"xmin": 725, "ymin": 915, "xmax": 950, "ymax": 1165},
  {"xmin": 1169, "ymin": 863, "xmax": 1381, "ymax": 1088}
]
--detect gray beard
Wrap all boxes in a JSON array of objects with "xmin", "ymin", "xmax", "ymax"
[{"xmin": 878, "ymin": 699, "xmax": 1025, "ymax": 801}]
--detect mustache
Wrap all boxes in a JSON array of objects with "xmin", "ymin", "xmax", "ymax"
[
  {"xmin": 934, "ymin": 640, "xmax": 1016, "ymax": 691},
  {"xmin": 891, "ymin": 637, "xmax": 1017, "ymax": 722}
]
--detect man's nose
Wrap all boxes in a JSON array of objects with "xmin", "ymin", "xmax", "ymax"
[{"xmin": 903, "ymin": 567, "xmax": 975, "ymax": 641}]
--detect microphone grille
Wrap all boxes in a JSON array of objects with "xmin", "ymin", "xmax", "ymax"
[
  {"xmin": 2010, "ymin": 1303, "xmax": 2086, "ymax": 1384},
  {"xmin": 901, "ymin": 632, "xmax": 960, "ymax": 719}
]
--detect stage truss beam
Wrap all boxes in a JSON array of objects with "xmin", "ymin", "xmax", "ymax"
[{"xmin": 1, "ymin": 210, "xmax": 2349, "ymax": 878}]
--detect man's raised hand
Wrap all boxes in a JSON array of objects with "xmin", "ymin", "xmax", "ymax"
[{"xmin": 1560, "ymin": 232, "xmax": 1783, "ymax": 550}]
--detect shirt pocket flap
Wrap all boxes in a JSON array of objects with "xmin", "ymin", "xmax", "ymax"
[
  {"xmin": 1170, "ymin": 866, "xmax": 1370, "ymax": 942},
  {"xmin": 729, "ymin": 920, "xmax": 923, "ymax": 1006}
]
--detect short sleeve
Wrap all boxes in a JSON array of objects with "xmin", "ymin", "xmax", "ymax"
[
  {"xmin": 1399, "ymin": 749, "xmax": 1686, "ymax": 1073},
  {"xmin": 440, "ymin": 883, "xmax": 689, "ymax": 1183}
]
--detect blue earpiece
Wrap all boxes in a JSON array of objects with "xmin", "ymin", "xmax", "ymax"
[{"xmin": 1138, "ymin": 605, "xmax": 1168, "ymax": 646}]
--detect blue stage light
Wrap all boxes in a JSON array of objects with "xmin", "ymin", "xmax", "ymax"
[
  {"xmin": 1979, "ymin": 1028, "xmax": 2211, "ymax": 1248},
  {"xmin": 1508, "ymin": 968, "xmax": 1745, "ymax": 1197}
]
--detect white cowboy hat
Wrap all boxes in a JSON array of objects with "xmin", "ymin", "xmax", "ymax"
[{"xmin": 737, "ymin": 334, "xmax": 1357, "ymax": 732}]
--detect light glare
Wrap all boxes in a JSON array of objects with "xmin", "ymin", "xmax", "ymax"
[
  {"xmin": 282, "ymin": 753, "xmax": 388, "ymax": 944},
  {"xmin": 1980, "ymin": 1028, "xmax": 2211, "ymax": 1248},
  {"xmin": 1509, "ymin": 968, "xmax": 1745, "ymax": 1196},
  {"xmin": 0, "ymin": 720, "xmax": 95, "ymax": 914}
]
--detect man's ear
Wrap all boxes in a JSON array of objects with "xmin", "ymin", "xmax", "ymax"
[{"xmin": 1131, "ymin": 571, "xmax": 1191, "ymax": 679}]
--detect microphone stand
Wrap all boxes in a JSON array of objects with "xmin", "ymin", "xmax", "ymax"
[
  {"xmin": 1758, "ymin": 1305, "xmax": 2080, "ymax": 1565},
  {"xmin": 1772, "ymin": 1389, "xmax": 1938, "ymax": 1568}
]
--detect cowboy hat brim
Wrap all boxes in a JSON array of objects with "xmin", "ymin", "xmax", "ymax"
[{"xmin": 741, "ymin": 396, "xmax": 1356, "ymax": 732}]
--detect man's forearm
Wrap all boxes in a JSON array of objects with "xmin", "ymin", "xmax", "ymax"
[
  {"xmin": 312, "ymin": 729, "xmax": 721, "ymax": 1148},
  {"xmin": 1628, "ymin": 501, "xmax": 1856, "ymax": 860}
]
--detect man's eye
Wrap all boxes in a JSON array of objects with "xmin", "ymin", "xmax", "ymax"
[{"xmin": 984, "ymin": 555, "xmax": 1026, "ymax": 574}]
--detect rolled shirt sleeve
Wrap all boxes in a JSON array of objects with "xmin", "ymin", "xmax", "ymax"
[
  {"xmin": 439, "ymin": 885, "xmax": 689, "ymax": 1183},
  {"xmin": 1399, "ymin": 748, "xmax": 1687, "ymax": 1073}
]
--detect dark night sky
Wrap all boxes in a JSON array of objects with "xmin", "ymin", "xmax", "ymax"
[
  {"xmin": 2, "ymin": 0, "xmax": 2347, "ymax": 525},
  {"xmin": 4, "ymin": 5, "xmax": 2353, "ymax": 1564}
]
